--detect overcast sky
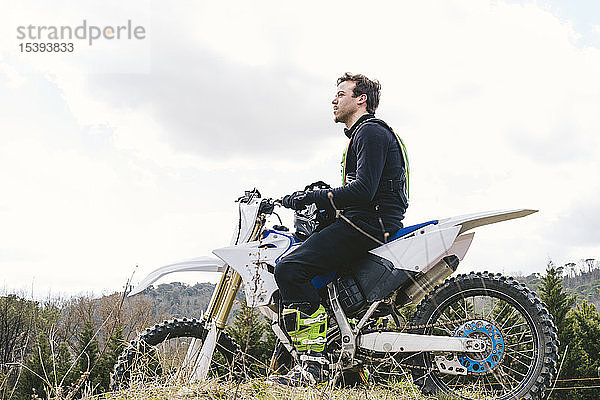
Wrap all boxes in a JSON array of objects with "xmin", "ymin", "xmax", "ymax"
[{"xmin": 1, "ymin": 0, "xmax": 599, "ymax": 298}]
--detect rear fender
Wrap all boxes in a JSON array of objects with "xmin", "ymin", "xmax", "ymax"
[
  {"xmin": 372, "ymin": 209, "xmax": 536, "ymax": 272},
  {"xmin": 436, "ymin": 209, "xmax": 538, "ymax": 234}
]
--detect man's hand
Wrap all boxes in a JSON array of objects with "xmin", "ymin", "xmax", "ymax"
[
  {"xmin": 282, "ymin": 191, "xmax": 308, "ymax": 210},
  {"xmin": 304, "ymin": 181, "xmax": 331, "ymax": 191}
]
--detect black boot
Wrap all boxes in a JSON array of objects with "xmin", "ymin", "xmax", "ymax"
[{"xmin": 268, "ymin": 350, "xmax": 328, "ymax": 386}]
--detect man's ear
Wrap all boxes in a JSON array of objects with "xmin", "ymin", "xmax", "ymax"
[{"xmin": 356, "ymin": 94, "xmax": 367, "ymax": 106}]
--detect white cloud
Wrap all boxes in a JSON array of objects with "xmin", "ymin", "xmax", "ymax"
[{"xmin": 1, "ymin": 0, "xmax": 600, "ymax": 296}]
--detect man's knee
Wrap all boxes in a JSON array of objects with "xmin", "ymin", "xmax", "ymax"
[{"xmin": 274, "ymin": 260, "xmax": 295, "ymax": 287}]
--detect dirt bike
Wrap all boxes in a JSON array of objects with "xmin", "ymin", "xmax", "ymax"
[{"xmin": 112, "ymin": 188, "xmax": 558, "ymax": 399}]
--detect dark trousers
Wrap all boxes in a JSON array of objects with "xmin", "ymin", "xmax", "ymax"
[{"xmin": 274, "ymin": 217, "xmax": 400, "ymax": 309}]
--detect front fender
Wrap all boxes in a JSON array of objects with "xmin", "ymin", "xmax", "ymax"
[{"xmin": 128, "ymin": 256, "xmax": 226, "ymax": 296}]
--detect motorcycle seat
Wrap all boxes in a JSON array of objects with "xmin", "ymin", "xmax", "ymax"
[
  {"xmin": 387, "ymin": 219, "xmax": 438, "ymax": 241},
  {"xmin": 311, "ymin": 219, "xmax": 438, "ymax": 289}
]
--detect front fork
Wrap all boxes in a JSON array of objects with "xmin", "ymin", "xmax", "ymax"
[
  {"xmin": 205, "ymin": 267, "xmax": 243, "ymax": 329},
  {"xmin": 184, "ymin": 215, "xmax": 265, "ymax": 381}
]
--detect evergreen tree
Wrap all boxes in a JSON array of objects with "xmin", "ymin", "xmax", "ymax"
[
  {"xmin": 96, "ymin": 324, "xmax": 125, "ymax": 393},
  {"xmin": 75, "ymin": 319, "xmax": 100, "ymax": 393},
  {"xmin": 16, "ymin": 331, "xmax": 78, "ymax": 400},
  {"xmin": 16, "ymin": 331, "xmax": 52, "ymax": 399},
  {"xmin": 538, "ymin": 262, "xmax": 600, "ymax": 400},
  {"xmin": 0, "ymin": 295, "xmax": 39, "ymax": 399},
  {"xmin": 538, "ymin": 261, "xmax": 575, "ymax": 333},
  {"xmin": 226, "ymin": 300, "xmax": 276, "ymax": 377},
  {"xmin": 551, "ymin": 301, "xmax": 600, "ymax": 400}
]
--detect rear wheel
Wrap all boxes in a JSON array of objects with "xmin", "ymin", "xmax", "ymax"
[
  {"xmin": 111, "ymin": 318, "xmax": 239, "ymax": 390},
  {"xmin": 409, "ymin": 272, "xmax": 558, "ymax": 400}
]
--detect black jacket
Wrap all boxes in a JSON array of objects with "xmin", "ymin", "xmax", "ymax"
[{"xmin": 306, "ymin": 114, "xmax": 408, "ymax": 235}]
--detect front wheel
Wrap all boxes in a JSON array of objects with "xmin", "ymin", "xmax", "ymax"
[
  {"xmin": 111, "ymin": 318, "xmax": 239, "ymax": 390},
  {"xmin": 410, "ymin": 272, "xmax": 558, "ymax": 400}
]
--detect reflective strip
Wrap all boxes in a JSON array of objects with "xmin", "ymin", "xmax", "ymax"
[
  {"xmin": 301, "ymin": 337, "xmax": 327, "ymax": 345},
  {"xmin": 299, "ymin": 354, "xmax": 329, "ymax": 365},
  {"xmin": 395, "ymin": 132, "xmax": 410, "ymax": 199},
  {"xmin": 303, "ymin": 314, "xmax": 327, "ymax": 325}
]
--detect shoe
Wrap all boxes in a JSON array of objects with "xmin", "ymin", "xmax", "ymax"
[
  {"xmin": 268, "ymin": 304, "xmax": 329, "ymax": 387},
  {"xmin": 281, "ymin": 304, "xmax": 327, "ymax": 353},
  {"xmin": 267, "ymin": 351, "xmax": 328, "ymax": 387}
]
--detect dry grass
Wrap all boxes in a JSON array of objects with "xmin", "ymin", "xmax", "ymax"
[{"xmin": 98, "ymin": 379, "xmax": 432, "ymax": 400}]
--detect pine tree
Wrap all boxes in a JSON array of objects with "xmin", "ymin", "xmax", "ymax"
[
  {"xmin": 16, "ymin": 331, "xmax": 53, "ymax": 399},
  {"xmin": 538, "ymin": 261, "xmax": 575, "ymax": 333},
  {"xmin": 75, "ymin": 319, "xmax": 100, "ymax": 393},
  {"xmin": 551, "ymin": 301, "xmax": 600, "ymax": 400},
  {"xmin": 226, "ymin": 299, "xmax": 276, "ymax": 377},
  {"xmin": 0, "ymin": 295, "xmax": 39, "ymax": 400},
  {"xmin": 96, "ymin": 324, "xmax": 125, "ymax": 393},
  {"xmin": 16, "ymin": 331, "xmax": 78, "ymax": 400},
  {"xmin": 538, "ymin": 261, "xmax": 585, "ymax": 400}
]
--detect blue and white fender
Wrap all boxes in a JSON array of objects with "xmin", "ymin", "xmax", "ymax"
[{"xmin": 371, "ymin": 209, "xmax": 537, "ymax": 273}]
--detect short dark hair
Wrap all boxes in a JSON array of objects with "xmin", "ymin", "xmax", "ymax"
[{"xmin": 337, "ymin": 72, "xmax": 381, "ymax": 114}]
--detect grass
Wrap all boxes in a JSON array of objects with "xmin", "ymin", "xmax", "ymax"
[{"xmin": 99, "ymin": 379, "xmax": 432, "ymax": 400}]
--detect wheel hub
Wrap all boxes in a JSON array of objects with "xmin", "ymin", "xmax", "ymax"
[{"xmin": 454, "ymin": 319, "xmax": 505, "ymax": 374}]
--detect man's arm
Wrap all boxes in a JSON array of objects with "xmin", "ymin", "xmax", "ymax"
[{"xmin": 306, "ymin": 123, "xmax": 390, "ymax": 209}]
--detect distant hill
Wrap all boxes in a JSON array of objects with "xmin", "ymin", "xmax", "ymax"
[
  {"xmin": 135, "ymin": 268, "xmax": 600, "ymax": 322},
  {"xmin": 138, "ymin": 281, "xmax": 244, "ymax": 320},
  {"xmin": 515, "ymin": 267, "xmax": 600, "ymax": 310}
]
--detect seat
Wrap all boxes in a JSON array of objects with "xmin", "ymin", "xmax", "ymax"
[
  {"xmin": 310, "ymin": 220, "xmax": 439, "ymax": 289},
  {"xmin": 387, "ymin": 219, "xmax": 438, "ymax": 241}
]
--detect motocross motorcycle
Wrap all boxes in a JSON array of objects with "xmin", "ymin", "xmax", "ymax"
[{"xmin": 112, "ymin": 188, "xmax": 558, "ymax": 399}]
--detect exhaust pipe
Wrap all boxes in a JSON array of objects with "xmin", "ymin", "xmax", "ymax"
[{"xmin": 403, "ymin": 255, "xmax": 460, "ymax": 305}]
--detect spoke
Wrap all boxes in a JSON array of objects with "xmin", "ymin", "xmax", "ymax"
[
  {"xmin": 506, "ymin": 348, "xmax": 534, "ymax": 361},
  {"xmin": 502, "ymin": 321, "xmax": 529, "ymax": 335},
  {"xmin": 491, "ymin": 368, "xmax": 518, "ymax": 389},
  {"xmin": 459, "ymin": 297, "xmax": 470, "ymax": 317},
  {"xmin": 504, "ymin": 336, "xmax": 533, "ymax": 348},
  {"xmin": 441, "ymin": 372, "xmax": 461, "ymax": 388},
  {"xmin": 489, "ymin": 367, "xmax": 518, "ymax": 394},
  {"xmin": 483, "ymin": 372, "xmax": 506, "ymax": 397},
  {"xmin": 500, "ymin": 308, "xmax": 520, "ymax": 329},
  {"xmin": 469, "ymin": 296, "xmax": 477, "ymax": 318},
  {"xmin": 505, "ymin": 339, "xmax": 533, "ymax": 348},
  {"xmin": 469, "ymin": 296, "xmax": 476, "ymax": 318},
  {"xmin": 448, "ymin": 303, "xmax": 465, "ymax": 320},
  {"xmin": 479, "ymin": 375, "xmax": 494, "ymax": 396},
  {"xmin": 436, "ymin": 325, "xmax": 455, "ymax": 335},
  {"xmin": 484, "ymin": 296, "xmax": 499, "ymax": 320},
  {"xmin": 436, "ymin": 312, "xmax": 458, "ymax": 332},
  {"xmin": 505, "ymin": 352, "xmax": 533, "ymax": 370},
  {"xmin": 492, "ymin": 301, "xmax": 510, "ymax": 322},
  {"xmin": 503, "ymin": 331, "xmax": 532, "ymax": 341},
  {"xmin": 498, "ymin": 363, "xmax": 527, "ymax": 379},
  {"xmin": 398, "ymin": 351, "xmax": 424, "ymax": 365},
  {"xmin": 437, "ymin": 311, "xmax": 453, "ymax": 324}
]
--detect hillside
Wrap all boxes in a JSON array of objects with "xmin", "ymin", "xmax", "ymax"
[
  {"xmin": 515, "ymin": 267, "xmax": 600, "ymax": 309},
  {"xmin": 138, "ymin": 268, "xmax": 600, "ymax": 321},
  {"xmin": 139, "ymin": 281, "xmax": 216, "ymax": 319},
  {"xmin": 138, "ymin": 281, "xmax": 244, "ymax": 322}
]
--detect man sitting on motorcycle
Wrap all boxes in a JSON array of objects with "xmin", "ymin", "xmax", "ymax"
[{"xmin": 270, "ymin": 72, "xmax": 410, "ymax": 386}]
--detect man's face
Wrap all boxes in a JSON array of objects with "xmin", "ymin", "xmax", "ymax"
[{"xmin": 332, "ymin": 80, "xmax": 361, "ymax": 124}]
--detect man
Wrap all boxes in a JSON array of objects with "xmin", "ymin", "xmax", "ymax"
[{"xmin": 270, "ymin": 73, "xmax": 409, "ymax": 386}]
